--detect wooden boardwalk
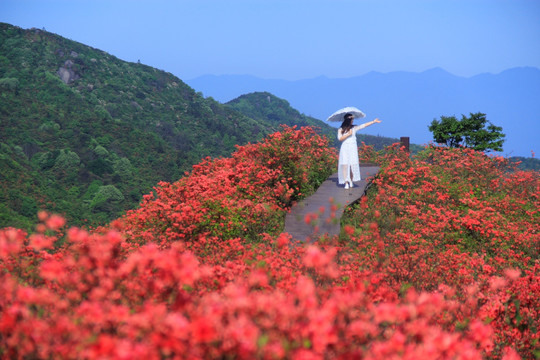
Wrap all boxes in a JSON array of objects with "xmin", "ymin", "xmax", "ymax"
[{"xmin": 284, "ymin": 165, "xmax": 379, "ymax": 242}]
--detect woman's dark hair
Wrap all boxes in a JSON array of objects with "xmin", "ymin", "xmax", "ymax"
[{"xmin": 340, "ymin": 113, "xmax": 354, "ymax": 133}]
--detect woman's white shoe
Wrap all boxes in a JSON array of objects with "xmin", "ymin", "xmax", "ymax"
[{"xmin": 344, "ymin": 183, "xmax": 350, "ymax": 189}]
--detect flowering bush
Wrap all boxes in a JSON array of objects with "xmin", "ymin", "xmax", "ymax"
[
  {"xmin": 1, "ymin": 130, "xmax": 538, "ymax": 359},
  {"xmin": 343, "ymin": 145, "xmax": 539, "ymax": 358},
  {"xmin": 119, "ymin": 125, "xmax": 337, "ymax": 245}
]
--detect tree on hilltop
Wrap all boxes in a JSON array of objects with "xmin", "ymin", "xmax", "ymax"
[{"xmin": 429, "ymin": 112, "xmax": 505, "ymax": 152}]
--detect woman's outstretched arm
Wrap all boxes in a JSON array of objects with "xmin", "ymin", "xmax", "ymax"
[{"xmin": 354, "ymin": 118, "xmax": 382, "ymax": 131}]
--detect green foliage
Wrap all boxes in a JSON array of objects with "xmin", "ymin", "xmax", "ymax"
[
  {"xmin": 53, "ymin": 149, "xmax": 80, "ymax": 170},
  {"xmin": 429, "ymin": 112, "xmax": 505, "ymax": 152},
  {"xmin": 90, "ymin": 185, "xmax": 124, "ymax": 211},
  {"xmin": 112, "ymin": 157, "xmax": 133, "ymax": 180},
  {"xmin": 0, "ymin": 77, "xmax": 19, "ymax": 89},
  {"xmin": 93, "ymin": 145, "xmax": 109, "ymax": 158}
]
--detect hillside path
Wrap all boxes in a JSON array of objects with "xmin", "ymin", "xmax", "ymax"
[{"xmin": 284, "ymin": 165, "xmax": 380, "ymax": 242}]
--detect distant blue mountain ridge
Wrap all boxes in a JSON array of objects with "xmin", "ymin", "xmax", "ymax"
[{"xmin": 186, "ymin": 67, "xmax": 540, "ymax": 158}]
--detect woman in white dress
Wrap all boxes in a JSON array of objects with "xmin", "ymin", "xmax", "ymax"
[{"xmin": 338, "ymin": 113, "xmax": 381, "ymax": 189}]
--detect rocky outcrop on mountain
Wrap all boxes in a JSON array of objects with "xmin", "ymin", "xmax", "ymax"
[{"xmin": 57, "ymin": 59, "xmax": 80, "ymax": 84}]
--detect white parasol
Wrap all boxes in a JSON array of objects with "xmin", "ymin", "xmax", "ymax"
[{"xmin": 326, "ymin": 106, "xmax": 366, "ymax": 122}]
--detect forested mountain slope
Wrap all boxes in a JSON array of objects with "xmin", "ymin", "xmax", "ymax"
[{"xmin": 0, "ymin": 23, "xmax": 274, "ymax": 228}]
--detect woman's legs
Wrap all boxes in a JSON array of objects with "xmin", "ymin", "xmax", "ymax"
[
  {"xmin": 341, "ymin": 165, "xmax": 352, "ymax": 188},
  {"xmin": 342, "ymin": 165, "xmax": 351, "ymax": 182}
]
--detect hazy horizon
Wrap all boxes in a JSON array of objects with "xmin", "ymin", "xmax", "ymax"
[{"xmin": 185, "ymin": 65, "xmax": 540, "ymax": 81}]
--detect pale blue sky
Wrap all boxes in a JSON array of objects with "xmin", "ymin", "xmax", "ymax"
[{"xmin": 2, "ymin": 0, "xmax": 539, "ymax": 80}]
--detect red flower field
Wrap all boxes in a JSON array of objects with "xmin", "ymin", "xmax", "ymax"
[{"xmin": 1, "ymin": 126, "xmax": 538, "ymax": 359}]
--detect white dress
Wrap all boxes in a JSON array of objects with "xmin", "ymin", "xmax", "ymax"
[{"xmin": 337, "ymin": 122, "xmax": 370, "ymax": 184}]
